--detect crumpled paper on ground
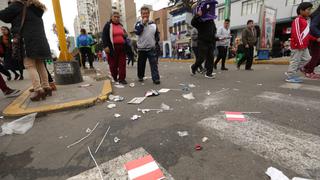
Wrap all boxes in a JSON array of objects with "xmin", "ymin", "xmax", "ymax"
[{"xmin": 0, "ymin": 113, "xmax": 37, "ymax": 136}]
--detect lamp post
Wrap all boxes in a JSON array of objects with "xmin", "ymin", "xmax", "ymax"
[{"xmin": 52, "ymin": 0, "xmax": 83, "ymax": 85}]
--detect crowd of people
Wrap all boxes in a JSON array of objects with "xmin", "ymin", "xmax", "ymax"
[{"xmin": 0, "ymin": 1, "xmax": 319, "ymax": 101}]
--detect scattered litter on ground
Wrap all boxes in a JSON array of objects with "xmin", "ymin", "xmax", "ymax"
[
  {"xmin": 0, "ymin": 116, "xmax": 4, "ymax": 119},
  {"xmin": 236, "ymin": 81, "xmax": 241, "ymax": 83},
  {"xmin": 128, "ymin": 97, "xmax": 146, "ymax": 104},
  {"xmin": 306, "ymin": 108, "xmax": 310, "ymax": 111},
  {"xmin": 145, "ymin": 90, "xmax": 160, "ymax": 97},
  {"xmin": 114, "ymin": 84, "xmax": 125, "ymax": 88},
  {"xmin": 257, "ymin": 83, "xmax": 263, "ymax": 86},
  {"xmin": 266, "ymin": 167, "xmax": 312, "ymax": 180},
  {"xmin": 141, "ymin": 83, "xmax": 145, "ymax": 85},
  {"xmin": 224, "ymin": 112, "xmax": 247, "ymax": 122},
  {"xmin": 67, "ymin": 122, "xmax": 100, "ymax": 148},
  {"xmin": 138, "ymin": 108, "xmax": 164, "ymax": 114},
  {"xmin": 182, "ymin": 92, "xmax": 195, "ymax": 100},
  {"xmin": 159, "ymin": 88, "xmax": 171, "ymax": 93},
  {"xmin": 109, "ymin": 95, "xmax": 124, "ymax": 102},
  {"xmin": 114, "ymin": 114, "xmax": 121, "ymax": 118},
  {"xmin": 131, "ymin": 115, "xmax": 141, "ymax": 120},
  {"xmin": 95, "ymin": 126, "xmax": 111, "ymax": 153},
  {"xmin": 59, "ymin": 136, "xmax": 64, "ymax": 139},
  {"xmin": 114, "ymin": 137, "xmax": 120, "ymax": 143},
  {"xmin": 96, "ymin": 73, "xmax": 102, "ymax": 76},
  {"xmin": 129, "ymin": 83, "xmax": 135, "ymax": 87},
  {"xmin": 86, "ymin": 128, "xmax": 92, "ymax": 133},
  {"xmin": 175, "ymin": 99, "xmax": 181, "ymax": 102},
  {"xmin": 195, "ymin": 144, "xmax": 202, "ymax": 151},
  {"xmin": 177, "ymin": 131, "xmax": 189, "ymax": 137},
  {"xmin": 107, "ymin": 104, "xmax": 116, "ymax": 109},
  {"xmin": 0, "ymin": 113, "xmax": 37, "ymax": 136},
  {"xmin": 233, "ymin": 88, "xmax": 240, "ymax": 91},
  {"xmin": 206, "ymin": 90, "xmax": 211, "ymax": 96},
  {"xmin": 202, "ymin": 137, "xmax": 209, "ymax": 142},
  {"xmin": 188, "ymin": 84, "xmax": 196, "ymax": 88},
  {"xmin": 88, "ymin": 146, "xmax": 104, "ymax": 180},
  {"xmin": 161, "ymin": 103, "xmax": 172, "ymax": 111}
]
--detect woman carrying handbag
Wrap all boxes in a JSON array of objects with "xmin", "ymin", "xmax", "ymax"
[{"xmin": 0, "ymin": 0, "xmax": 53, "ymax": 101}]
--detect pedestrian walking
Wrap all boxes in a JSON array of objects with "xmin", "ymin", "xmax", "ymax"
[
  {"xmin": 302, "ymin": 5, "xmax": 320, "ymax": 79},
  {"xmin": 285, "ymin": 2, "xmax": 318, "ymax": 83},
  {"xmin": 0, "ymin": 73, "xmax": 20, "ymax": 98},
  {"xmin": 190, "ymin": 8, "xmax": 217, "ymax": 79},
  {"xmin": 102, "ymin": 11, "xmax": 128, "ymax": 84},
  {"xmin": 135, "ymin": 6, "xmax": 161, "ymax": 84},
  {"xmin": 77, "ymin": 29, "xmax": 94, "ymax": 69},
  {"xmin": 191, "ymin": 27, "xmax": 203, "ymax": 72},
  {"xmin": 238, "ymin": 20, "xmax": 257, "ymax": 70},
  {"xmin": 0, "ymin": 0, "xmax": 53, "ymax": 101},
  {"xmin": 0, "ymin": 26, "xmax": 24, "ymax": 80},
  {"xmin": 214, "ymin": 19, "xmax": 231, "ymax": 71}
]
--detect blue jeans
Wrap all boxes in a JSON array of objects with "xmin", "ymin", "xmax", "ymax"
[{"xmin": 137, "ymin": 50, "xmax": 160, "ymax": 81}]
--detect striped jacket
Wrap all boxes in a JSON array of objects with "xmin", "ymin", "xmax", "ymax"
[{"xmin": 290, "ymin": 16, "xmax": 316, "ymax": 50}]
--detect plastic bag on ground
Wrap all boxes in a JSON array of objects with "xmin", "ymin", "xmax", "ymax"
[
  {"xmin": 265, "ymin": 167, "xmax": 289, "ymax": 180},
  {"xmin": 0, "ymin": 113, "xmax": 37, "ymax": 136},
  {"xmin": 182, "ymin": 93, "xmax": 195, "ymax": 100}
]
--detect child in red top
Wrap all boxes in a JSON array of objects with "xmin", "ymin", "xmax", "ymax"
[{"xmin": 285, "ymin": 2, "xmax": 319, "ymax": 83}]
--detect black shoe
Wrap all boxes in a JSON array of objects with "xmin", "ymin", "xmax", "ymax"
[
  {"xmin": 221, "ymin": 67, "xmax": 228, "ymax": 71},
  {"xmin": 19, "ymin": 76, "xmax": 24, "ymax": 80},
  {"xmin": 205, "ymin": 74, "xmax": 215, "ymax": 79},
  {"xmin": 138, "ymin": 78, "xmax": 144, "ymax": 82},
  {"xmin": 213, "ymin": 64, "xmax": 217, "ymax": 70},
  {"xmin": 190, "ymin": 65, "xmax": 196, "ymax": 75},
  {"xmin": 119, "ymin": 80, "xmax": 128, "ymax": 85},
  {"xmin": 245, "ymin": 68, "xmax": 254, "ymax": 71},
  {"xmin": 153, "ymin": 80, "xmax": 161, "ymax": 85}
]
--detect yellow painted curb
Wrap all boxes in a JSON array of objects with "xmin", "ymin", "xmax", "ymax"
[
  {"xmin": 160, "ymin": 58, "xmax": 289, "ymax": 65},
  {"xmin": 3, "ymin": 80, "xmax": 112, "ymax": 117}
]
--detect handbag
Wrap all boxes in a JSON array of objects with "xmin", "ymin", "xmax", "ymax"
[{"xmin": 11, "ymin": 2, "xmax": 27, "ymax": 61}]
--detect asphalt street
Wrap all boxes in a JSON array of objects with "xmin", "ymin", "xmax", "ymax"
[{"xmin": 1, "ymin": 61, "xmax": 320, "ymax": 180}]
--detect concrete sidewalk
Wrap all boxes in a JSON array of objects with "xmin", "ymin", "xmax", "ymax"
[
  {"xmin": 160, "ymin": 57, "xmax": 290, "ymax": 65},
  {"xmin": 3, "ymin": 75, "xmax": 112, "ymax": 117}
]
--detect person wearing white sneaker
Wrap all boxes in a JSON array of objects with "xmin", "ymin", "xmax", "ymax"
[{"xmin": 0, "ymin": 73, "xmax": 20, "ymax": 98}]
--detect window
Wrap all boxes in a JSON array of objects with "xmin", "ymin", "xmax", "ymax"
[
  {"xmin": 218, "ymin": 8, "xmax": 225, "ymax": 21},
  {"xmin": 241, "ymin": 0, "xmax": 264, "ymax": 16},
  {"xmin": 286, "ymin": 0, "xmax": 303, "ymax": 6}
]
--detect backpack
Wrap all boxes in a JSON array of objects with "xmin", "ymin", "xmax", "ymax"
[{"xmin": 78, "ymin": 35, "xmax": 89, "ymax": 47}]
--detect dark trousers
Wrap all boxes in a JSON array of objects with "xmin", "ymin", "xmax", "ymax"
[
  {"xmin": 44, "ymin": 63, "xmax": 53, "ymax": 83},
  {"xmin": 79, "ymin": 47, "xmax": 94, "ymax": 68},
  {"xmin": 108, "ymin": 44, "xmax": 126, "ymax": 81},
  {"xmin": 137, "ymin": 49, "xmax": 160, "ymax": 81},
  {"xmin": 238, "ymin": 46, "xmax": 254, "ymax": 69},
  {"xmin": 0, "ymin": 64, "xmax": 11, "ymax": 77},
  {"xmin": 214, "ymin": 46, "xmax": 228, "ymax": 68},
  {"xmin": 304, "ymin": 42, "xmax": 320, "ymax": 73},
  {"xmin": 0, "ymin": 74, "xmax": 10, "ymax": 93},
  {"xmin": 192, "ymin": 41, "xmax": 214, "ymax": 75}
]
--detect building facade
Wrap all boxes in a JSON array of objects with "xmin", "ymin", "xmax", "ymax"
[
  {"xmin": 76, "ymin": 0, "xmax": 100, "ymax": 34},
  {"xmin": 153, "ymin": 7, "xmax": 169, "ymax": 43},
  {"xmin": 112, "ymin": 0, "xmax": 137, "ymax": 33},
  {"xmin": 215, "ymin": 0, "xmax": 319, "ymax": 41},
  {"xmin": 97, "ymin": 0, "xmax": 112, "ymax": 31}
]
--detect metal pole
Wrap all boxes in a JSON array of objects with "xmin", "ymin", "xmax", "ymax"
[{"xmin": 51, "ymin": 0, "xmax": 73, "ymax": 61}]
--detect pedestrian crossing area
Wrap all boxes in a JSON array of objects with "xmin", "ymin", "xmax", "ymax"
[{"xmin": 197, "ymin": 82, "xmax": 320, "ymax": 179}]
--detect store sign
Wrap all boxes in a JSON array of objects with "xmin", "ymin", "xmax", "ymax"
[{"xmin": 259, "ymin": 6, "xmax": 277, "ymax": 50}]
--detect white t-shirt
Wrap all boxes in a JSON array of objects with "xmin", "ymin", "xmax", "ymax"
[{"xmin": 216, "ymin": 26, "xmax": 231, "ymax": 47}]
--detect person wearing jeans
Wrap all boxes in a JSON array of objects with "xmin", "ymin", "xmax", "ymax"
[
  {"xmin": 102, "ymin": 11, "xmax": 128, "ymax": 84},
  {"xmin": 135, "ymin": 6, "xmax": 160, "ymax": 84},
  {"xmin": 239, "ymin": 20, "xmax": 257, "ymax": 70},
  {"xmin": 77, "ymin": 29, "xmax": 94, "ymax": 69},
  {"xmin": 214, "ymin": 19, "xmax": 231, "ymax": 71},
  {"xmin": 0, "ymin": 0, "xmax": 53, "ymax": 101},
  {"xmin": 0, "ymin": 73, "xmax": 20, "ymax": 98}
]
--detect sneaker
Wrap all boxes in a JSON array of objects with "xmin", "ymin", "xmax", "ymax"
[
  {"xmin": 4, "ymin": 89, "xmax": 21, "ymax": 98},
  {"xmin": 138, "ymin": 78, "xmax": 144, "ymax": 82},
  {"xmin": 285, "ymin": 76, "xmax": 303, "ymax": 83},
  {"xmin": 153, "ymin": 80, "xmax": 161, "ymax": 85},
  {"xmin": 190, "ymin": 65, "xmax": 196, "ymax": 76},
  {"xmin": 119, "ymin": 80, "xmax": 128, "ymax": 85},
  {"xmin": 205, "ymin": 74, "xmax": 215, "ymax": 79}
]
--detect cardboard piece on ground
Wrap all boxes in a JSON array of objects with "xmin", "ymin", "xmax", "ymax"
[
  {"xmin": 128, "ymin": 97, "xmax": 147, "ymax": 104},
  {"xmin": 125, "ymin": 155, "xmax": 165, "ymax": 180}
]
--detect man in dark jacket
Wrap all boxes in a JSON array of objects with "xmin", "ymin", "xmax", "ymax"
[
  {"xmin": 190, "ymin": 9, "xmax": 217, "ymax": 79},
  {"xmin": 239, "ymin": 20, "xmax": 257, "ymax": 70}
]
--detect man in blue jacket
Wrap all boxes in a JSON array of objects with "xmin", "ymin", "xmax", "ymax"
[
  {"xmin": 135, "ymin": 6, "xmax": 161, "ymax": 85},
  {"xmin": 77, "ymin": 29, "xmax": 94, "ymax": 69}
]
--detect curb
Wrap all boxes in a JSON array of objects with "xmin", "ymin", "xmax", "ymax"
[
  {"xmin": 3, "ymin": 80, "xmax": 112, "ymax": 117},
  {"xmin": 159, "ymin": 58, "xmax": 289, "ymax": 65}
]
